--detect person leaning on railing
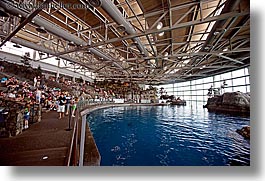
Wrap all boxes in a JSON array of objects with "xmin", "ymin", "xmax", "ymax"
[{"xmin": 71, "ymin": 97, "xmax": 78, "ymax": 118}]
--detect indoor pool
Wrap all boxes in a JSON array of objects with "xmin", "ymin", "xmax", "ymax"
[{"xmin": 87, "ymin": 104, "xmax": 250, "ymax": 166}]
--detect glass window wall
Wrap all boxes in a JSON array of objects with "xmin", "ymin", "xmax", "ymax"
[{"xmin": 153, "ymin": 67, "xmax": 250, "ymax": 103}]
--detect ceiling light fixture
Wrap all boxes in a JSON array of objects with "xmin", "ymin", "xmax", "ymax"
[
  {"xmin": 88, "ymin": 0, "xmax": 102, "ymax": 7},
  {"xmin": 158, "ymin": 31, "xmax": 164, "ymax": 36},
  {"xmin": 13, "ymin": 44, "xmax": 22, "ymax": 48},
  {"xmin": 213, "ymin": 31, "xmax": 220, "ymax": 36},
  {"xmin": 68, "ymin": 41, "xmax": 75, "ymax": 46},
  {"xmin": 117, "ymin": 24, "xmax": 126, "ymax": 32},
  {"xmin": 36, "ymin": 26, "xmax": 47, "ymax": 34},
  {"xmin": 156, "ymin": 22, "xmax": 163, "ymax": 30}
]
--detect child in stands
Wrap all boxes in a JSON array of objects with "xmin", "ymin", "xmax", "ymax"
[{"xmin": 24, "ymin": 103, "xmax": 30, "ymax": 129}]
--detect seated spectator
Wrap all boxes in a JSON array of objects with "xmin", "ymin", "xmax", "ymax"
[
  {"xmin": 1, "ymin": 77, "xmax": 8, "ymax": 84},
  {"xmin": 0, "ymin": 65, "xmax": 4, "ymax": 72},
  {"xmin": 8, "ymin": 91, "xmax": 16, "ymax": 99},
  {"xmin": 16, "ymin": 94, "xmax": 23, "ymax": 101}
]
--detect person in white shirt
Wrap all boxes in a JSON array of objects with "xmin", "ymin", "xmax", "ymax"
[
  {"xmin": 36, "ymin": 88, "xmax": 42, "ymax": 104},
  {"xmin": 33, "ymin": 76, "xmax": 37, "ymax": 87}
]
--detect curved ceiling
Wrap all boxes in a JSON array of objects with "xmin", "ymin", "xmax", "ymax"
[{"xmin": 0, "ymin": 0, "xmax": 250, "ymax": 85}]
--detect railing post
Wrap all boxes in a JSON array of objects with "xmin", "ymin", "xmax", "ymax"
[{"xmin": 79, "ymin": 114, "xmax": 86, "ymax": 166}]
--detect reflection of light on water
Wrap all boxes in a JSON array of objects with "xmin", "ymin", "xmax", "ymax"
[
  {"xmin": 111, "ymin": 146, "xmax": 120, "ymax": 152},
  {"xmin": 88, "ymin": 105, "xmax": 250, "ymax": 166}
]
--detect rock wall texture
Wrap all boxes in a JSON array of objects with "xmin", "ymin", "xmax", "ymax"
[
  {"xmin": 0, "ymin": 99, "xmax": 41, "ymax": 137},
  {"xmin": 204, "ymin": 92, "xmax": 250, "ymax": 115}
]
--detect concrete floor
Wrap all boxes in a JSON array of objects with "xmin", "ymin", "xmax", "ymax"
[{"xmin": 0, "ymin": 110, "xmax": 73, "ymax": 166}]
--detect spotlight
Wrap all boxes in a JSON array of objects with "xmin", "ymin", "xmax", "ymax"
[
  {"xmin": 13, "ymin": 44, "xmax": 22, "ymax": 48},
  {"xmin": 156, "ymin": 22, "xmax": 163, "ymax": 30},
  {"xmin": 117, "ymin": 24, "xmax": 126, "ymax": 32},
  {"xmin": 36, "ymin": 26, "xmax": 47, "ymax": 34},
  {"xmin": 88, "ymin": 0, "xmax": 102, "ymax": 7},
  {"xmin": 68, "ymin": 41, "xmax": 75, "ymax": 46},
  {"xmin": 158, "ymin": 31, "xmax": 164, "ymax": 36}
]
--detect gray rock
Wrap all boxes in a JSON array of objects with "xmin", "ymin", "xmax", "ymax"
[
  {"xmin": 236, "ymin": 126, "xmax": 250, "ymax": 139},
  {"xmin": 204, "ymin": 91, "xmax": 250, "ymax": 115}
]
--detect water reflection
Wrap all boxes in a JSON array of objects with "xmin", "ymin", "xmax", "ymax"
[{"xmin": 87, "ymin": 103, "xmax": 250, "ymax": 166}]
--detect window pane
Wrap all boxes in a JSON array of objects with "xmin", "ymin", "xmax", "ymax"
[
  {"xmin": 246, "ymin": 76, "xmax": 250, "ymax": 84},
  {"xmin": 245, "ymin": 67, "xmax": 249, "ymax": 75},
  {"xmin": 196, "ymin": 78, "xmax": 203, "ymax": 84},
  {"xmin": 204, "ymin": 77, "xmax": 213, "ymax": 83},
  {"xmin": 232, "ymin": 69, "xmax": 245, "ymax": 78},
  {"xmin": 221, "ymin": 72, "xmax": 232, "ymax": 79},
  {"xmin": 225, "ymin": 87, "xmax": 233, "ymax": 93},
  {"xmin": 191, "ymin": 85, "xmax": 196, "ymax": 90},
  {"xmin": 214, "ymin": 81, "xmax": 222, "ymax": 89},
  {"xmin": 197, "ymin": 95, "xmax": 204, "ymax": 101},
  {"xmin": 233, "ymin": 77, "xmax": 246, "ymax": 86},
  {"xmin": 166, "ymin": 88, "xmax": 174, "ymax": 92},
  {"xmin": 204, "ymin": 83, "xmax": 213, "ymax": 90},
  {"xmin": 196, "ymin": 84, "xmax": 203, "ymax": 90},
  {"xmin": 233, "ymin": 86, "xmax": 247, "ymax": 93},
  {"xmin": 197, "ymin": 90, "xmax": 204, "ymax": 96},
  {"xmin": 214, "ymin": 75, "xmax": 221, "ymax": 81},
  {"xmin": 246, "ymin": 85, "xmax": 250, "ymax": 92},
  {"xmin": 224, "ymin": 79, "xmax": 232, "ymax": 88},
  {"xmin": 183, "ymin": 81, "xmax": 190, "ymax": 86}
]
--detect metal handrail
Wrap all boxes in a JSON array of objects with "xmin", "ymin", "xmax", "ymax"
[
  {"xmin": 66, "ymin": 99, "xmax": 115, "ymax": 166},
  {"xmin": 66, "ymin": 118, "xmax": 77, "ymax": 166},
  {"xmin": 66, "ymin": 107, "xmax": 80, "ymax": 166}
]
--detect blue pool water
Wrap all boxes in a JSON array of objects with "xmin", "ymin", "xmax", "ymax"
[{"xmin": 87, "ymin": 104, "xmax": 250, "ymax": 166}]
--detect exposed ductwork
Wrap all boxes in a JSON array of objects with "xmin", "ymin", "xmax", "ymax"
[
  {"xmin": 0, "ymin": 0, "xmax": 126, "ymax": 72},
  {"xmin": 93, "ymin": 0, "xmax": 149, "ymax": 57}
]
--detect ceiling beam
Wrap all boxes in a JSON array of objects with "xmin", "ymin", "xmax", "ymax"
[
  {"xmin": 0, "ymin": 0, "xmax": 53, "ymax": 48},
  {"xmin": 52, "ymin": 11, "xmax": 249, "ymax": 58}
]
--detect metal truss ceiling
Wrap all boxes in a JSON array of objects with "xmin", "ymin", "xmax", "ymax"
[{"xmin": 0, "ymin": 0, "xmax": 250, "ymax": 85}]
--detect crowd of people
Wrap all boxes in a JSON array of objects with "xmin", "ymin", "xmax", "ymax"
[
  {"xmin": 0, "ymin": 71, "xmax": 79, "ymax": 130},
  {"xmin": 0, "ymin": 61, "xmax": 153, "ymax": 130}
]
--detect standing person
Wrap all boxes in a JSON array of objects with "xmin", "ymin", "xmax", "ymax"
[
  {"xmin": 24, "ymin": 104, "xmax": 30, "ymax": 129},
  {"xmin": 36, "ymin": 76, "xmax": 41, "ymax": 88},
  {"xmin": 35, "ymin": 88, "xmax": 41, "ymax": 104},
  {"xmin": 57, "ymin": 93, "xmax": 66, "ymax": 119},
  {"xmin": 65, "ymin": 93, "xmax": 71, "ymax": 115},
  {"xmin": 33, "ymin": 76, "xmax": 37, "ymax": 87},
  {"xmin": 71, "ymin": 97, "xmax": 78, "ymax": 117},
  {"xmin": 40, "ymin": 75, "xmax": 45, "ymax": 89}
]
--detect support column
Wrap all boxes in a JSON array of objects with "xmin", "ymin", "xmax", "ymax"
[{"xmin": 56, "ymin": 58, "xmax": 60, "ymax": 82}]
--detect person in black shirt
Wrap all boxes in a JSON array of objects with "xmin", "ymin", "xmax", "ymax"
[{"xmin": 57, "ymin": 92, "xmax": 66, "ymax": 119}]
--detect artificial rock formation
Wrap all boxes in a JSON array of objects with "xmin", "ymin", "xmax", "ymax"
[
  {"xmin": 236, "ymin": 126, "xmax": 250, "ymax": 139},
  {"xmin": 204, "ymin": 92, "xmax": 250, "ymax": 115},
  {"xmin": 0, "ymin": 98, "xmax": 41, "ymax": 137}
]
